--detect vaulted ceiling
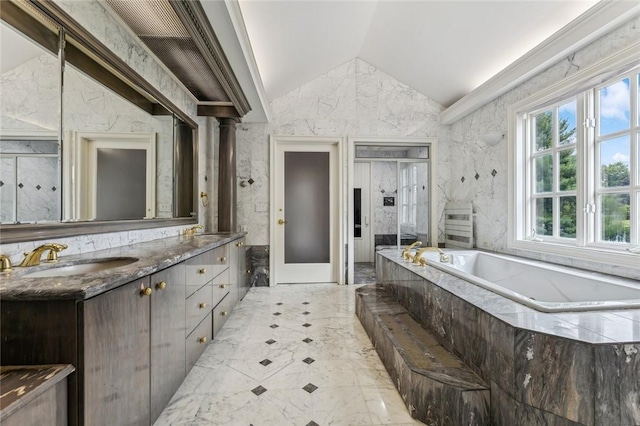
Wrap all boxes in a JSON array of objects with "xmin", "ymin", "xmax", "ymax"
[{"xmin": 237, "ymin": 0, "xmax": 599, "ymax": 108}]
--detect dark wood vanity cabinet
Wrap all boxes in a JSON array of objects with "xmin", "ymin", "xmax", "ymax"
[
  {"xmin": 0, "ymin": 239, "xmax": 243, "ymax": 425},
  {"xmin": 82, "ymin": 277, "xmax": 151, "ymax": 425},
  {"xmin": 149, "ymin": 265, "xmax": 186, "ymax": 422}
]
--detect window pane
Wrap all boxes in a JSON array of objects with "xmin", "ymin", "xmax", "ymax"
[
  {"xmin": 599, "ymin": 78, "xmax": 630, "ymax": 136},
  {"xmin": 600, "ymin": 135, "xmax": 630, "ymax": 188},
  {"xmin": 559, "ymin": 149, "xmax": 577, "ymax": 191},
  {"xmin": 535, "ymin": 198, "xmax": 553, "ymax": 236},
  {"xmin": 535, "ymin": 154, "xmax": 553, "ymax": 193},
  {"xmin": 559, "ymin": 100, "xmax": 577, "ymax": 146},
  {"xmin": 600, "ymin": 194, "xmax": 630, "ymax": 243},
  {"xmin": 534, "ymin": 111, "xmax": 552, "ymax": 151},
  {"xmin": 559, "ymin": 196, "xmax": 577, "ymax": 238}
]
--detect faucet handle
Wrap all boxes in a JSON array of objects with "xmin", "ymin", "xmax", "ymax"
[
  {"xmin": 0, "ymin": 255, "xmax": 12, "ymax": 272},
  {"xmin": 45, "ymin": 243, "xmax": 67, "ymax": 263}
]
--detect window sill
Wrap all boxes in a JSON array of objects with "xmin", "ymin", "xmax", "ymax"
[{"xmin": 508, "ymin": 239, "xmax": 640, "ymax": 270}]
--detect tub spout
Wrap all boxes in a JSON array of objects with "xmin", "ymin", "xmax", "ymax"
[
  {"xmin": 412, "ymin": 247, "xmax": 450, "ymax": 264},
  {"xmin": 401, "ymin": 241, "xmax": 422, "ymax": 261}
]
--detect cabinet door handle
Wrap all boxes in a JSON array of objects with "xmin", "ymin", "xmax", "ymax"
[
  {"xmin": 156, "ymin": 281, "xmax": 167, "ymax": 290},
  {"xmin": 236, "ymin": 241, "xmax": 243, "ymax": 247},
  {"xmin": 198, "ymin": 268, "xmax": 206, "ymax": 275},
  {"xmin": 219, "ymin": 284, "xmax": 227, "ymax": 289},
  {"xmin": 199, "ymin": 302, "xmax": 207, "ymax": 309},
  {"xmin": 198, "ymin": 337, "xmax": 207, "ymax": 344},
  {"xmin": 220, "ymin": 311, "xmax": 228, "ymax": 316},
  {"xmin": 246, "ymin": 269, "xmax": 251, "ymax": 274},
  {"xmin": 140, "ymin": 287, "xmax": 152, "ymax": 296}
]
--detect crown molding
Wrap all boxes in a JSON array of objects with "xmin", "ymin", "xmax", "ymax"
[{"xmin": 441, "ymin": 0, "xmax": 640, "ymax": 125}]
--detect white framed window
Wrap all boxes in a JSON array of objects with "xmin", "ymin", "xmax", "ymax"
[
  {"xmin": 401, "ymin": 165, "xmax": 417, "ymax": 226},
  {"xmin": 509, "ymin": 46, "xmax": 640, "ymax": 267}
]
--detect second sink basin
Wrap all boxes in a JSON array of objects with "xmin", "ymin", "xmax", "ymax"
[{"xmin": 22, "ymin": 257, "xmax": 139, "ymax": 278}]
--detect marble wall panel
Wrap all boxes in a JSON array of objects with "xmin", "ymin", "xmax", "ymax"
[
  {"xmin": 236, "ymin": 58, "xmax": 447, "ymax": 247},
  {"xmin": 514, "ymin": 331, "xmax": 594, "ymax": 424},
  {"xmin": 595, "ymin": 343, "xmax": 640, "ymax": 425},
  {"xmin": 490, "ymin": 381, "xmax": 517, "ymax": 425}
]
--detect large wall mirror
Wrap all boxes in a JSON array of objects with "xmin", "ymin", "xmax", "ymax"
[{"xmin": 0, "ymin": 1, "xmax": 198, "ymax": 242}]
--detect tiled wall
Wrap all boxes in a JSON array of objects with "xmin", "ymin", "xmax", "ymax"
[{"xmin": 236, "ymin": 58, "xmax": 449, "ymax": 247}]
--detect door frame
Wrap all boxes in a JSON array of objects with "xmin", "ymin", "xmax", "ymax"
[
  {"xmin": 65, "ymin": 131, "xmax": 156, "ymax": 221},
  {"xmin": 269, "ymin": 135, "xmax": 345, "ymax": 286},
  {"xmin": 347, "ymin": 136, "xmax": 438, "ymax": 285}
]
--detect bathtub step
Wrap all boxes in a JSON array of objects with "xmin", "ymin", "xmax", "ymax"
[{"xmin": 356, "ymin": 284, "xmax": 490, "ymax": 426}]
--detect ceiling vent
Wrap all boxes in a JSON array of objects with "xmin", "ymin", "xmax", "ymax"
[{"xmin": 105, "ymin": 0, "xmax": 250, "ymax": 117}]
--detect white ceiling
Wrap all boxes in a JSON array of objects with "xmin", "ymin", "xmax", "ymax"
[
  {"xmin": 237, "ymin": 0, "xmax": 600, "ymax": 108},
  {"xmin": 0, "ymin": 21, "xmax": 46, "ymax": 74}
]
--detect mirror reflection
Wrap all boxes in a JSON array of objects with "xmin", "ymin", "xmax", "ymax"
[{"xmin": 0, "ymin": 13, "xmax": 195, "ymax": 225}]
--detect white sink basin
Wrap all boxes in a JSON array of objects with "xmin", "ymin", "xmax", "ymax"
[{"xmin": 22, "ymin": 257, "xmax": 138, "ymax": 278}]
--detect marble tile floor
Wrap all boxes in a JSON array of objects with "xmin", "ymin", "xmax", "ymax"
[
  {"xmin": 155, "ymin": 284, "xmax": 423, "ymax": 426},
  {"xmin": 353, "ymin": 263, "xmax": 377, "ymax": 284}
]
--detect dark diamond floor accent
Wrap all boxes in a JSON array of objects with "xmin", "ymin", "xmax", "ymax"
[
  {"xmin": 259, "ymin": 359, "xmax": 272, "ymax": 366},
  {"xmin": 248, "ymin": 178, "xmax": 255, "ymax": 185},
  {"xmin": 302, "ymin": 383, "xmax": 318, "ymax": 393},
  {"xmin": 273, "ymin": 312, "xmax": 281, "ymax": 316},
  {"xmin": 265, "ymin": 339, "xmax": 276, "ymax": 345},
  {"xmin": 302, "ymin": 302, "xmax": 310, "ymax": 305},
  {"xmin": 276, "ymin": 302, "xmax": 283, "ymax": 305},
  {"xmin": 306, "ymin": 422, "xmax": 319, "ymax": 426},
  {"xmin": 302, "ymin": 357, "xmax": 315, "ymax": 364},
  {"xmin": 251, "ymin": 385, "xmax": 267, "ymax": 396},
  {"xmin": 475, "ymin": 172, "xmax": 480, "ymax": 180},
  {"xmin": 303, "ymin": 311, "xmax": 310, "ymax": 315},
  {"xmin": 270, "ymin": 324, "xmax": 279, "ymax": 329},
  {"xmin": 461, "ymin": 176, "xmax": 465, "ymax": 183},
  {"xmin": 303, "ymin": 338, "xmax": 313, "ymax": 343},
  {"xmin": 491, "ymin": 169, "xmax": 498, "ymax": 177},
  {"xmin": 302, "ymin": 323, "xmax": 311, "ymax": 327},
  {"xmin": 18, "ymin": 183, "xmax": 23, "ymax": 188},
  {"xmin": 52, "ymin": 186, "xmax": 57, "ymax": 191},
  {"xmin": 0, "ymin": 181, "xmax": 3, "ymax": 187},
  {"xmin": 36, "ymin": 185, "xmax": 41, "ymax": 190}
]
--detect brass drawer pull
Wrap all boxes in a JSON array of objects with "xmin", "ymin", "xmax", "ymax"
[
  {"xmin": 198, "ymin": 337, "xmax": 207, "ymax": 344},
  {"xmin": 247, "ymin": 269, "xmax": 251, "ymax": 274},
  {"xmin": 220, "ymin": 257, "xmax": 226, "ymax": 262},
  {"xmin": 156, "ymin": 281, "xmax": 167, "ymax": 290},
  {"xmin": 199, "ymin": 302, "xmax": 207, "ymax": 309},
  {"xmin": 198, "ymin": 268, "xmax": 206, "ymax": 275},
  {"xmin": 140, "ymin": 287, "xmax": 152, "ymax": 296},
  {"xmin": 219, "ymin": 284, "xmax": 227, "ymax": 289},
  {"xmin": 220, "ymin": 311, "xmax": 228, "ymax": 316},
  {"xmin": 236, "ymin": 241, "xmax": 243, "ymax": 247}
]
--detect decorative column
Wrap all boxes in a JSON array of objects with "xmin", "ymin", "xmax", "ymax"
[{"xmin": 217, "ymin": 117, "xmax": 240, "ymax": 232}]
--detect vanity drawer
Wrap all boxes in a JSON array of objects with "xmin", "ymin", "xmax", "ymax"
[
  {"xmin": 213, "ymin": 292, "xmax": 234, "ymax": 338},
  {"xmin": 185, "ymin": 283, "xmax": 213, "ymax": 334},
  {"xmin": 185, "ymin": 312, "xmax": 212, "ymax": 373},
  {"xmin": 184, "ymin": 251, "xmax": 214, "ymax": 297},
  {"xmin": 209, "ymin": 244, "xmax": 229, "ymax": 279},
  {"xmin": 212, "ymin": 269, "xmax": 230, "ymax": 307}
]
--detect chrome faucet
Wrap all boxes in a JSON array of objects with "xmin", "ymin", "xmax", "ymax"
[
  {"xmin": 0, "ymin": 254, "xmax": 13, "ymax": 272},
  {"xmin": 401, "ymin": 241, "xmax": 422, "ymax": 261},
  {"xmin": 412, "ymin": 246, "xmax": 450, "ymax": 264},
  {"xmin": 19, "ymin": 243, "xmax": 68, "ymax": 267},
  {"xmin": 183, "ymin": 224, "xmax": 204, "ymax": 236}
]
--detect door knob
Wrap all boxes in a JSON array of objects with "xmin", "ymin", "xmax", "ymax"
[{"xmin": 278, "ymin": 219, "xmax": 287, "ymax": 225}]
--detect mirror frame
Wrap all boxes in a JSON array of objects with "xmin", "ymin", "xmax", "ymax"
[{"xmin": 0, "ymin": 1, "xmax": 199, "ymax": 243}]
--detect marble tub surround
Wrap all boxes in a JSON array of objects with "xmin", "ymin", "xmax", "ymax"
[
  {"xmin": 356, "ymin": 285, "xmax": 490, "ymax": 425},
  {"xmin": 376, "ymin": 250, "xmax": 640, "ymax": 425},
  {"xmin": 0, "ymin": 232, "xmax": 244, "ymax": 301},
  {"xmin": 155, "ymin": 284, "xmax": 422, "ymax": 426},
  {"xmin": 248, "ymin": 245, "xmax": 269, "ymax": 287}
]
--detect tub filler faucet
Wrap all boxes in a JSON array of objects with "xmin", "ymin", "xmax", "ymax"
[
  {"xmin": 401, "ymin": 241, "xmax": 422, "ymax": 261},
  {"xmin": 412, "ymin": 247, "xmax": 450, "ymax": 265}
]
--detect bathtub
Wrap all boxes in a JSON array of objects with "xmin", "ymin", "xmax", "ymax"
[{"xmin": 408, "ymin": 249, "xmax": 640, "ymax": 312}]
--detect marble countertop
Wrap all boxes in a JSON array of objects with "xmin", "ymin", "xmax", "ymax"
[
  {"xmin": 0, "ymin": 364, "xmax": 75, "ymax": 420},
  {"xmin": 378, "ymin": 249, "xmax": 640, "ymax": 345},
  {"xmin": 0, "ymin": 233, "xmax": 244, "ymax": 301}
]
